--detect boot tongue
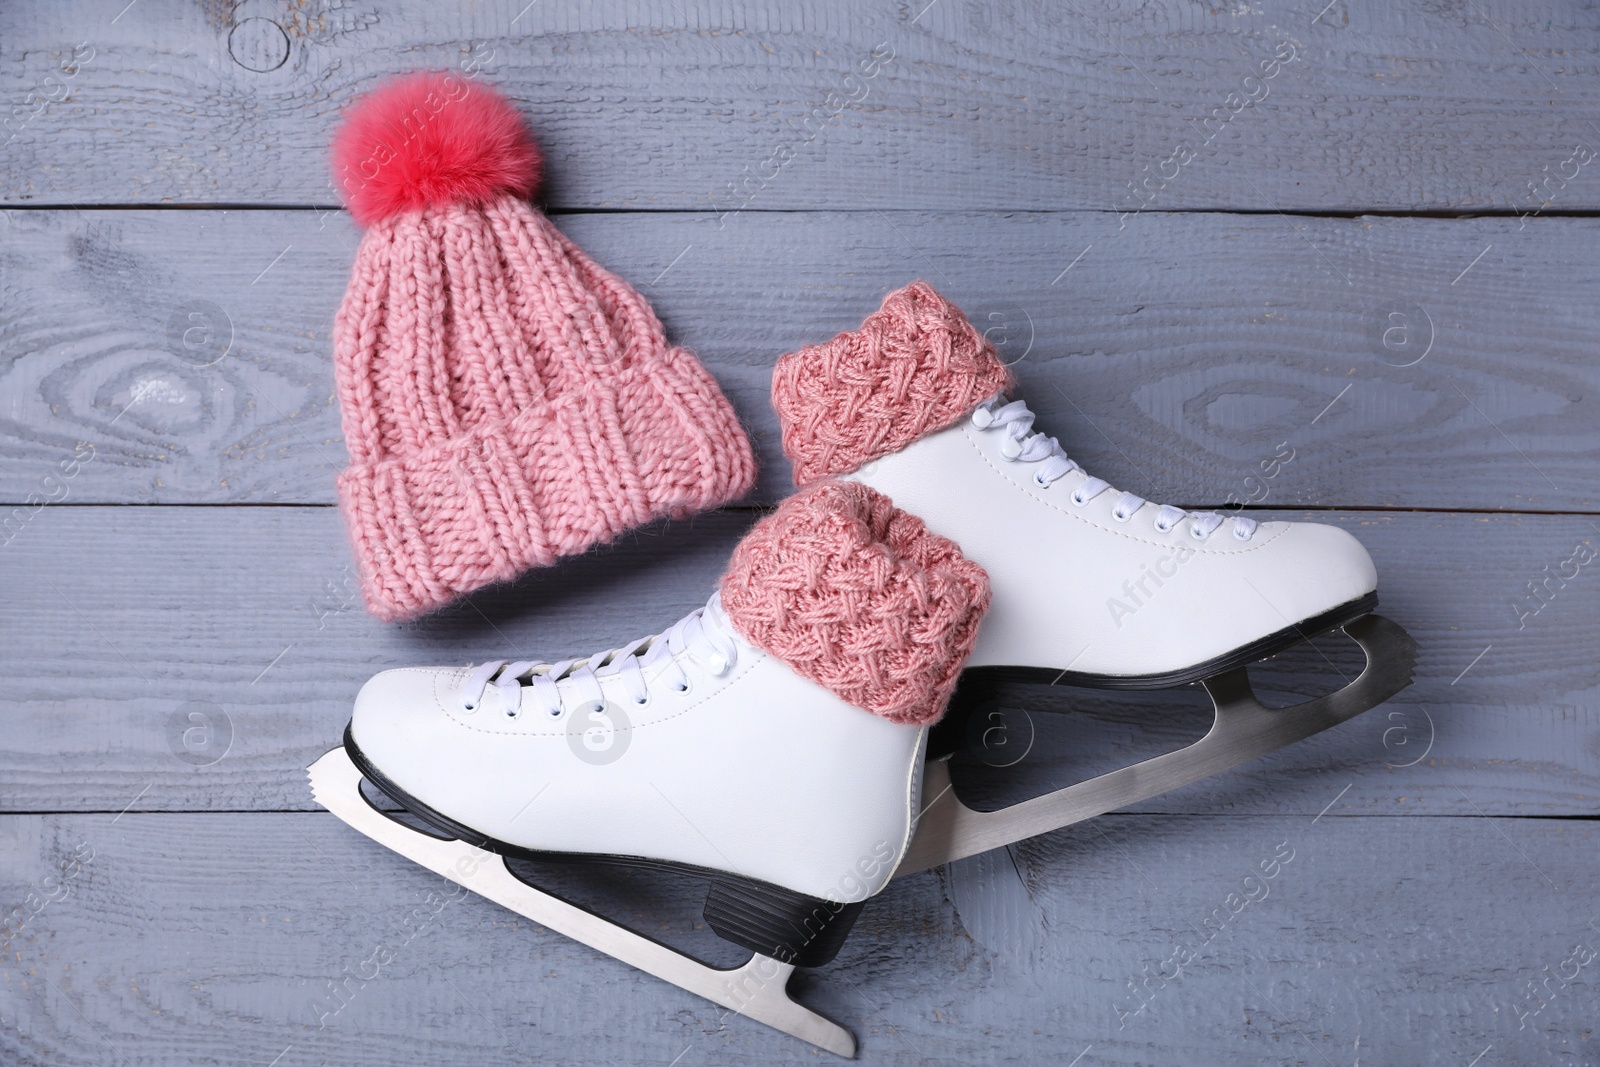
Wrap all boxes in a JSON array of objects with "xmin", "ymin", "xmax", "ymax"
[
  {"xmin": 701, "ymin": 593, "xmax": 737, "ymax": 647},
  {"xmin": 968, "ymin": 393, "xmax": 1021, "ymax": 431}
]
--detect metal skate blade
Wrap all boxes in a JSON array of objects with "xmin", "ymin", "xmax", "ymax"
[
  {"xmin": 307, "ymin": 747, "xmax": 857, "ymax": 1058},
  {"xmin": 898, "ymin": 613, "xmax": 1418, "ymax": 876}
]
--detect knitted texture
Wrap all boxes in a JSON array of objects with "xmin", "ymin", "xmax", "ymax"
[
  {"xmin": 332, "ymin": 77, "xmax": 756, "ymax": 622},
  {"xmin": 720, "ymin": 482, "xmax": 990, "ymax": 725},
  {"xmin": 771, "ymin": 281, "xmax": 1014, "ymax": 486}
]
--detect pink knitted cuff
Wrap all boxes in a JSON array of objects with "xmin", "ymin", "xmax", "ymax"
[
  {"xmin": 719, "ymin": 481, "xmax": 990, "ymax": 725},
  {"xmin": 339, "ymin": 356, "xmax": 754, "ymax": 622},
  {"xmin": 772, "ymin": 282, "xmax": 1014, "ymax": 486}
]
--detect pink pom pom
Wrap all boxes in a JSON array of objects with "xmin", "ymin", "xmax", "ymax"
[{"xmin": 332, "ymin": 72, "xmax": 542, "ymax": 226}]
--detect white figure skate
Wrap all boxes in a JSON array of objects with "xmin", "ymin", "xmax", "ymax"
[
  {"xmin": 772, "ymin": 282, "xmax": 1418, "ymax": 869},
  {"xmin": 311, "ymin": 482, "xmax": 991, "ymax": 1056}
]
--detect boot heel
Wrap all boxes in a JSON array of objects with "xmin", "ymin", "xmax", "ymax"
[{"xmin": 704, "ymin": 879, "xmax": 864, "ymax": 967}]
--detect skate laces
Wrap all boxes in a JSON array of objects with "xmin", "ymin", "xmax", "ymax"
[
  {"xmin": 970, "ymin": 396, "xmax": 1257, "ymax": 541},
  {"xmin": 456, "ymin": 596, "xmax": 739, "ymax": 719}
]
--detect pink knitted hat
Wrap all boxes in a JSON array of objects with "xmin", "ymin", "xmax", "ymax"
[
  {"xmin": 771, "ymin": 282, "xmax": 1013, "ymax": 486},
  {"xmin": 331, "ymin": 72, "xmax": 756, "ymax": 621},
  {"xmin": 720, "ymin": 481, "xmax": 990, "ymax": 725}
]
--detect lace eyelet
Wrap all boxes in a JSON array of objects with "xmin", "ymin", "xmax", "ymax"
[
  {"xmin": 634, "ymin": 694, "xmax": 650, "ymax": 707},
  {"xmin": 1070, "ymin": 491, "xmax": 1088, "ymax": 507},
  {"xmin": 1153, "ymin": 520, "xmax": 1172, "ymax": 534},
  {"xmin": 675, "ymin": 679, "xmax": 692, "ymax": 695},
  {"xmin": 1191, "ymin": 526, "xmax": 1209, "ymax": 540},
  {"xmin": 1033, "ymin": 472, "xmax": 1050, "ymax": 488},
  {"xmin": 461, "ymin": 701, "xmax": 476, "ymax": 712},
  {"xmin": 1233, "ymin": 525, "xmax": 1253, "ymax": 541},
  {"xmin": 504, "ymin": 707, "xmax": 520, "ymax": 719},
  {"xmin": 547, "ymin": 705, "xmax": 564, "ymax": 719},
  {"xmin": 1112, "ymin": 508, "xmax": 1132, "ymax": 523}
]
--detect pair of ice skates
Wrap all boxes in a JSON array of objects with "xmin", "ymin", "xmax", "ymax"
[{"xmin": 310, "ymin": 283, "xmax": 1416, "ymax": 1056}]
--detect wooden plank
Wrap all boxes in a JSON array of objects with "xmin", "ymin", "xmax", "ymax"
[
  {"xmin": 2, "ymin": 9, "xmax": 1591, "ymax": 1067},
  {"xmin": 0, "ymin": 810, "xmax": 1592, "ymax": 1064},
  {"xmin": 0, "ymin": 505, "xmax": 1595, "ymax": 815},
  {"xmin": 4, "ymin": 1, "xmax": 1600, "ymax": 212},
  {"xmin": 3, "ymin": 209, "xmax": 1596, "ymax": 510}
]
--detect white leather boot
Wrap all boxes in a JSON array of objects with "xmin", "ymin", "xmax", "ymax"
[
  {"xmin": 331, "ymin": 481, "xmax": 988, "ymax": 972},
  {"xmin": 773, "ymin": 282, "xmax": 1380, "ymax": 690}
]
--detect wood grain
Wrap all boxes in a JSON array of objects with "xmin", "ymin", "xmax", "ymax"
[
  {"xmin": 2, "ymin": 209, "xmax": 1595, "ymax": 509},
  {"xmin": 0, "ymin": 810, "xmax": 1591, "ymax": 1065},
  {"xmin": 3, "ymin": 1, "xmax": 1600, "ymax": 212},
  {"xmin": 1, "ymin": 2, "xmax": 1595, "ymax": 1062},
  {"xmin": 0, "ymin": 505, "xmax": 1594, "ymax": 815}
]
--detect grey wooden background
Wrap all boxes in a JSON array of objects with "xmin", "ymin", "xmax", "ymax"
[{"xmin": 2, "ymin": 1, "xmax": 1597, "ymax": 1065}]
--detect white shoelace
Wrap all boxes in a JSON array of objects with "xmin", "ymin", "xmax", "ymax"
[
  {"xmin": 457, "ymin": 596, "xmax": 739, "ymax": 719},
  {"xmin": 971, "ymin": 396, "xmax": 1258, "ymax": 541}
]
